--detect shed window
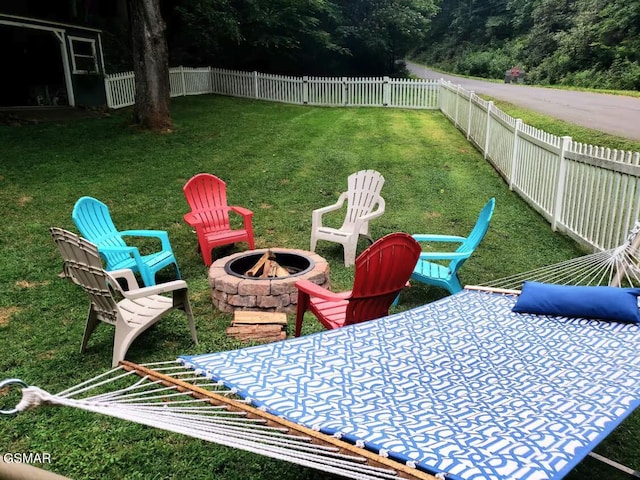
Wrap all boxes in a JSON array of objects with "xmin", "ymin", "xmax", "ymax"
[{"xmin": 69, "ymin": 36, "xmax": 98, "ymax": 74}]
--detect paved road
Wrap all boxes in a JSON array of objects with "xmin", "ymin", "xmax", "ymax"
[{"xmin": 407, "ymin": 60, "xmax": 640, "ymax": 142}]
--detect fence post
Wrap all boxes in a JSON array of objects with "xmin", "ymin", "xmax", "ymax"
[
  {"xmin": 179, "ymin": 66, "xmax": 186, "ymax": 96},
  {"xmin": 509, "ymin": 119, "xmax": 523, "ymax": 190},
  {"xmin": 454, "ymin": 85, "xmax": 461, "ymax": 127},
  {"xmin": 252, "ymin": 71, "xmax": 258, "ymax": 99},
  {"xmin": 210, "ymin": 68, "xmax": 217, "ymax": 94},
  {"xmin": 208, "ymin": 66, "xmax": 212, "ymax": 94},
  {"xmin": 383, "ymin": 76, "xmax": 390, "ymax": 107},
  {"xmin": 104, "ymin": 76, "xmax": 113, "ymax": 109},
  {"xmin": 466, "ymin": 92, "xmax": 474, "ymax": 140},
  {"xmin": 552, "ymin": 136, "xmax": 573, "ymax": 231},
  {"xmin": 303, "ymin": 76, "xmax": 309, "ymax": 105},
  {"xmin": 484, "ymin": 101, "xmax": 493, "ymax": 159},
  {"xmin": 342, "ymin": 77, "xmax": 348, "ymax": 106}
]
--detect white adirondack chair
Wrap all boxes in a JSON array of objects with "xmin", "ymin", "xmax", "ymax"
[
  {"xmin": 310, "ymin": 169, "xmax": 386, "ymax": 267},
  {"xmin": 50, "ymin": 227, "xmax": 198, "ymax": 367}
]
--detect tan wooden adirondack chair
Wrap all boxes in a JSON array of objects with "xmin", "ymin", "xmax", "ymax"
[
  {"xmin": 50, "ymin": 227, "xmax": 198, "ymax": 367},
  {"xmin": 310, "ymin": 169, "xmax": 386, "ymax": 266}
]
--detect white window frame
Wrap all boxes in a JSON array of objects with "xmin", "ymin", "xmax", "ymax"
[{"xmin": 69, "ymin": 35, "xmax": 98, "ymax": 74}]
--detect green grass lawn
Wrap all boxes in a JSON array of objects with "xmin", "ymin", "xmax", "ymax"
[{"xmin": 0, "ymin": 95, "xmax": 637, "ymax": 479}]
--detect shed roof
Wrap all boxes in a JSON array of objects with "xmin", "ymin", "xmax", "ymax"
[{"xmin": 0, "ymin": 13, "xmax": 102, "ymax": 34}]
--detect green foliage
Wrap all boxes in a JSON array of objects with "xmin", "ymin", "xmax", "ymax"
[
  {"xmin": 416, "ymin": 0, "xmax": 640, "ymax": 90},
  {"xmin": 0, "ymin": 96, "xmax": 637, "ymax": 479},
  {"xmin": 171, "ymin": 0, "xmax": 438, "ymax": 75},
  {"xmin": 336, "ymin": 0, "xmax": 438, "ymax": 74},
  {"xmin": 172, "ymin": 0, "xmax": 345, "ymax": 74}
]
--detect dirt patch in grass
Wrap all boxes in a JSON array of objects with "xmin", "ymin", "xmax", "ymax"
[
  {"xmin": 423, "ymin": 211, "xmax": 442, "ymax": 219},
  {"xmin": 15, "ymin": 280, "xmax": 49, "ymax": 289},
  {"xmin": 37, "ymin": 351, "xmax": 56, "ymax": 360},
  {"xmin": 0, "ymin": 306, "xmax": 19, "ymax": 326}
]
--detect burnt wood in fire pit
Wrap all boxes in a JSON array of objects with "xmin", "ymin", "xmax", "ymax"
[{"xmin": 225, "ymin": 250, "xmax": 313, "ymax": 279}]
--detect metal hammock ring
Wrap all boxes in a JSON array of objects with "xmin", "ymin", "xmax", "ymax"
[{"xmin": 0, "ymin": 378, "xmax": 28, "ymax": 416}]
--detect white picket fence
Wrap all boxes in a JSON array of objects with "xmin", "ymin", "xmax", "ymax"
[
  {"xmin": 105, "ymin": 67, "xmax": 440, "ymax": 109},
  {"xmin": 104, "ymin": 67, "xmax": 640, "ymax": 252},
  {"xmin": 439, "ymin": 81, "xmax": 640, "ymax": 251}
]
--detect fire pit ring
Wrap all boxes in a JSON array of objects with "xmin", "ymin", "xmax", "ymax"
[
  {"xmin": 224, "ymin": 251, "xmax": 314, "ymax": 279},
  {"xmin": 209, "ymin": 248, "xmax": 330, "ymax": 314}
]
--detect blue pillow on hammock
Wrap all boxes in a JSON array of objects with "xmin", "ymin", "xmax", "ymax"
[{"xmin": 512, "ymin": 281, "xmax": 640, "ymax": 323}]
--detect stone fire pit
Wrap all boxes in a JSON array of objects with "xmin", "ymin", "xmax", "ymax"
[{"xmin": 209, "ymin": 248, "xmax": 330, "ymax": 313}]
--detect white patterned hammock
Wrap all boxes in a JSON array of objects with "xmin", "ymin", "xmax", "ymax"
[{"xmin": 5, "ymin": 227, "xmax": 640, "ymax": 480}]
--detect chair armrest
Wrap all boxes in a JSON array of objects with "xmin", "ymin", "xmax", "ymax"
[
  {"xmin": 312, "ymin": 193, "xmax": 348, "ymax": 230},
  {"xmin": 98, "ymin": 245, "xmax": 145, "ymax": 271},
  {"xmin": 107, "ymin": 269, "xmax": 140, "ymax": 290},
  {"xmin": 230, "ymin": 206, "xmax": 254, "ymax": 218},
  {"xmin": 418, "ymin": 251, "xmax": 470, "ymax": 261},
  {"xmin": 412, "ymin": 234, "xmax": 467, "ymax": 243},
  {"xmin": 120, "ymin": 229, "xmax": 172, "ymax": 251},
  {"xmin": 98, "ymin": 245, "xmax": 138, "ymax": 255},
  {"xmin": 119, "ymin": 280, "xmax": 189, "ymax": 299},
  {"xmin": 295, "ymin": 279, "xmax": 350, "ymax": 302},
  {"xmin": 313, "ymin": 193, "xmax": 347, "ymax": 215},
  {"xmin": 355, "ymin": 197, "xmax": 386, "ymax": 222},
  {"xmin": 120, "ymin": 229, "xmax": 169, "ymax": 239}
]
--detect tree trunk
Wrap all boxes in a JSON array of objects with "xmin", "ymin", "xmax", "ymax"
[{"xmin": 129, "ymin": 0, "xmax": 172, "ymax": 131}]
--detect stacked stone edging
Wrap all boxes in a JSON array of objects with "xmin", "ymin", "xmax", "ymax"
[{"xmin": 209, "ymin": 248, "xmax": 330, "ymax": 313}]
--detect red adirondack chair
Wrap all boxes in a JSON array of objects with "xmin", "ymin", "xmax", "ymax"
[
  {"xmin": 183, "ymin": 173, "xmax": 255, "ymax": 266},
  {"xmin": 294, "ymin": 232, "xmax": 421, "ymax": 336}
]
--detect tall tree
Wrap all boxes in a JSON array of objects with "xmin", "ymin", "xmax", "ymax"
[{"xmin": 129, "ymin": 0, "xmax": 172, "ymax": 130}]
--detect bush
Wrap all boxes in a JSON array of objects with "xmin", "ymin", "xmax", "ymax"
[{"xmin": 607, "ymin": 58, "xmax": 640, "ymax": 90}]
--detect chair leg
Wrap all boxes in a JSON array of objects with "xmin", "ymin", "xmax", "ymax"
[
  {"xmin": 173, "ymin": 261, "xmax": 181, "ymax": 280},
  {"xmin": 201, "ymin": 243, "xmax": 213, "ymax": 266},
  {"xmin": 295, "ymin": 291, "xmax": 310, "ymax": 337},
  {"xmin": 448, "ymin": 276, "xmax": 463, "ymax": 294},
  {"xmin": 310, "ymin": 236, "xmax": 318, "ymax": 252},
  {"xmin": 80, "ymin": 307, "xmax": 101, "ymax": 353},
  {"xmin": 343, "ymin": 240, "xmax": 358, "ymax": 267},
  {"xmin": 178, "ymin": 292, "xmax": 198, "ymax": 344},
  {"xmin": 112, "ymin": 326, "xmax": 136, "ymax": 368},
  {"xmin": 139, "ymin": 267, "xmax": 156, "ymax": 287},
  {"xmin": 391, "ymin": 293, "xmax": 400, "ymax": 307}
]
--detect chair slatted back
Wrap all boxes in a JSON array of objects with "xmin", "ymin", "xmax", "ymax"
[
  {"xmin": 344, "ymin": 169, "xmax": 385, "ymax": 225},
  {"xmin": 183, "ymin": 173, "xmax": 232, "ymax": 233},
  {"xmin": 346, "ymin": 233, "xmax": 421, "ymax": 325},
  {"xmin": 50, "ymin": 227, "xmax": 119, "ymax": 325},
  {"xmin": 72, "ymin": 196, "xmax": 130, "ymax": 267},
  {"xmin": 450, "ymin": 198, "xmax": 496, "ymax": 273}
]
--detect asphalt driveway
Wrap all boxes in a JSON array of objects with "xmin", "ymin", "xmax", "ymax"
[{"xmin": 407, "ymin": 61, "xmax": 640, "ymax": 142}]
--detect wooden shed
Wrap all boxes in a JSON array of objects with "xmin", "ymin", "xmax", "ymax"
[{"xmin": 0, "ymin": 13, "xmax": 107, "ymax": 108}]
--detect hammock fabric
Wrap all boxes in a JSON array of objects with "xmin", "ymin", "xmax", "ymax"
[{"xmin": 181, "ymin": 289, "xmax": 640, "ymax": 480}]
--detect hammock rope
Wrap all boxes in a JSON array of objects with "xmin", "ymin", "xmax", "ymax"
[
  {"xmin": 483, "ymin": 221, "xmax": 640, "ymax": 290},
  {"xmin": 2, "ymin": 361, "xmax": 440, "ymax": 480}
]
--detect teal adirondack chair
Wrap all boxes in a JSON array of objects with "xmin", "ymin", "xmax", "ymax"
[
  {"xmin": 72, "ymin": 196, "xmax": 180, "ymax": 287},
  {"xmin": 396, "ymin": 198, "xmax": 495, "ymax": 303}
]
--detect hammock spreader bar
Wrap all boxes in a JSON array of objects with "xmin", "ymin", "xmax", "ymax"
[
  {"xmin": 118, "ymin": 361, "xmax": 440, "ymax": 480},
  {"xmin": 1, "ymin": 361, "xmax": 441, "ymax": 480}
]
